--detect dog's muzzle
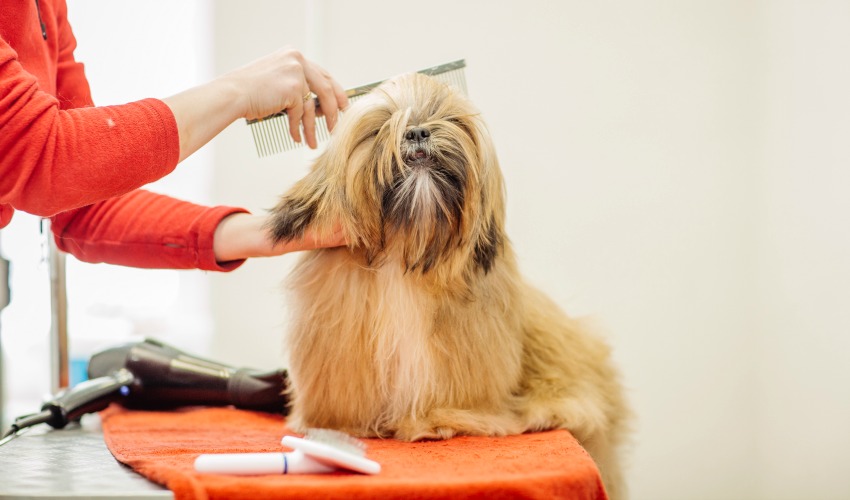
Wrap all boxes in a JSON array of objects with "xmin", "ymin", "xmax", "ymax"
[{"xmin": 404, "ymin": 127, "xmax": 432, "ymax": 162}]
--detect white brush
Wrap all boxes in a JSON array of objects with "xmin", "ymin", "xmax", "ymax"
[{"xmin": 194, "ymin": 428, "xmax": 381, "ymax": 475}]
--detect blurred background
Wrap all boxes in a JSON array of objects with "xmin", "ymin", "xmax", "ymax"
[{"xmin": 1, "ymin": 1, "xmax": 849, "ymax": 499}]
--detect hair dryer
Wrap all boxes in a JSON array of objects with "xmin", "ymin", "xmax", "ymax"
[{"xmin": 1, "ymin": 338, "xmax": 289, "ymax": 441}]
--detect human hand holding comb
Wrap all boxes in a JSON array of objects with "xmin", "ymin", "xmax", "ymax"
[{"xmin": 163, "ymin": 46, "xmax": 348, "ymax": 161}]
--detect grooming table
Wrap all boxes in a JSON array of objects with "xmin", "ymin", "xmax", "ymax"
[{"xmin": 0, "ymin": 414, "xmax": 171, "ymax": 499}]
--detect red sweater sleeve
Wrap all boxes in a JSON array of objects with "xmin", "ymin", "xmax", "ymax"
[{"xmin": 51, "ymin": 190, "xmax": 248, "ymax": 271}]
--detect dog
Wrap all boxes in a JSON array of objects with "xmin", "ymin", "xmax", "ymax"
[{"xmin": 268, "ymin": 73, "xmax": 629, "ymax": 498}]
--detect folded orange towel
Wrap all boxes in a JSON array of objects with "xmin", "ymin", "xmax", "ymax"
[{"xmin": 100, "ymin": 405, "xmax": 606, "ymax": 500}]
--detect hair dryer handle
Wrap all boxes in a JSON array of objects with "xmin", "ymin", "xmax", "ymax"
[{"xmin": 41, "ymin": 369, "xmax": 135, "ymax": 429}]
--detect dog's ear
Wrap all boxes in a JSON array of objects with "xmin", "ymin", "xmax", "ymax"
[
  {"xmin": 266, "ymin": 120, "xmax": 383, "ymax": 253},
  {"xmin": 473, "ymin": 214, "xmax": 502, "ymax": 274},
  {"xmin": 266, "ymin": 147, "xmax": 348, "ymax": 246},
  {"xmin": 468, "ymin": 117, "xmax": 507, "ymax": 275},
  {"xmin": 267, "ymin": 176, "xmax": 324, "ymax": 244}
]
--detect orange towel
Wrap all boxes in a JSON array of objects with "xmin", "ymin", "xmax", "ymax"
[{"xmin": 100, "ymin": 405, "xmax": 607, "ymax": 500}]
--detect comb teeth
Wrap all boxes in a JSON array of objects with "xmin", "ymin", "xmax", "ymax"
[
  {"xmin": 249, "ymin": 114, "xmax": 333, "ymax": 157},
  {"xmin": 247, "ymin": 59, "xmax": 468, "ymax": 158}
]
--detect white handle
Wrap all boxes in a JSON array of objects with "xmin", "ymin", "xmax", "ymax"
[
  {"xmin": 194, "ymin": 450, "xmax": 336, "ymax": 475},
  {"xmin": 195, "ymin": 452, "xmax": 284, "ymax": 475}
]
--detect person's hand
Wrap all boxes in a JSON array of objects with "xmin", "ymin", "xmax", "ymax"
[
  {"xmin": 213, "ymin": 213, "xmax": 346, "ymax": 263},
  {"xmin": 163, "ymin": 47, "xmax": 348, "ymax": 162},
  {"xmin": 221, "ymin": 47, "xmax": 349, "ymax": 149}
]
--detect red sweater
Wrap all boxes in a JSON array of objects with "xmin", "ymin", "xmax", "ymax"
[{"xmin": 0, "ymin": 0, "xmax": 246, "ymax": 271}]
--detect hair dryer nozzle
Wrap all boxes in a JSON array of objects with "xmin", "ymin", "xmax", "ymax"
[{"xmin": 88, "ymin": 338, "xmax": 289, "ymax": 414}]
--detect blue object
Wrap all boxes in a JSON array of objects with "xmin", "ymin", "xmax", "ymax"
[{"xmin": 70, "ymin": 358, "xmax": 89, "ymax": 386}]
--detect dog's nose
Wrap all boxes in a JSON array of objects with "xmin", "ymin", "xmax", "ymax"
[{"xmin": 405, "ymin": 127, "xmax": 430, "ymax": 142}]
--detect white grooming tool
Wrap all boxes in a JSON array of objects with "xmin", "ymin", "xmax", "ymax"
[{"xmin": 194, "ymin": 428, "xmax": 381, "ymax": 475}]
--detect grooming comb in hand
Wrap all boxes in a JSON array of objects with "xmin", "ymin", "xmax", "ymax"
[{"xmin": 247, "ymin": 59, "xmax": 467, "ymax": 157}]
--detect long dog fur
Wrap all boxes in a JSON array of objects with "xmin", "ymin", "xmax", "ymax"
[{"xmin": 268, "ymin": 73, "xmax": 630, "ymax": 498}]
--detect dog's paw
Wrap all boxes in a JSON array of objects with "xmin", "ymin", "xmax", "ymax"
[
  {"xmin": 394, "ymin": 420, "xmax": 457, "ymax": 442},
  {"xmin": 393, "ymin": 409, "xmax": 523, "ymax": 442}
]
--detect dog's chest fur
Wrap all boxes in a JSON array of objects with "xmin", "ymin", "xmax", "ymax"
[{"xmin": 286, "ymin": 248, "xmax": 524, "ymax": 434}]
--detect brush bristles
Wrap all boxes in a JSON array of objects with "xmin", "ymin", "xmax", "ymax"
[
  {"xmin": 247, "ymin": 63, "xmax": 468, "ymax": 157},
  {"xmin": 303, "ymin": 428, "xmax": 367, "ymax": 456}
]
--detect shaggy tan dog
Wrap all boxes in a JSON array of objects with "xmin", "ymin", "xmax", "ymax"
[{"xmin": 268, "ymin": 73, "xmax": 629, "ymax": 498}]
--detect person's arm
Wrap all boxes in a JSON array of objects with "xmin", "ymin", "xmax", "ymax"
[
  {"xmin": 50, "ymin": 193, "xmax": 346, "ymax": 270},
  {"xmin": 1, "ymin": 41, "xmax": 347, "ymax": 218},
  {"xmin": 50, "ymin": 190, "xmax": 248, "ymax": 271},
  {"xmin": 4, "ymin": 4, "xmax": 348, "ymax": 269},
  {"xmin": 212, "ymin": 213, "xmax": 346, "ymax": 263}
]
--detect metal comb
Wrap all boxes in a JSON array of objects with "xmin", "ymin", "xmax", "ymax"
[{"xmin": 246, "ymin": 59, "xmax": 467, "ymax": 157}]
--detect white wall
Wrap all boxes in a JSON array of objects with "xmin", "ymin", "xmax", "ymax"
[{"xmin": 754, "ymin": 2, "xmax": 850, "ymax": 499}]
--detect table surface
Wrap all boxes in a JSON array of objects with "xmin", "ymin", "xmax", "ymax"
[{"xmin": 0, "ymin": 415, "xmax": 171, "ymax": 499}]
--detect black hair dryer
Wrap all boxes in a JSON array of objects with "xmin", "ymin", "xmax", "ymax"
[
  {"xmin": 87, "ymin": 338, "xmax": 288, "ymax": 413},
  {"xmin": 2, "ymin": 338, "xmax": 289, "ymax": 440}
]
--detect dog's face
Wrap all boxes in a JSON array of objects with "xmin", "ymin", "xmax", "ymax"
[{"xmin": 270, "ymin": 73, "xmax": 506, "ymax": 281}]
